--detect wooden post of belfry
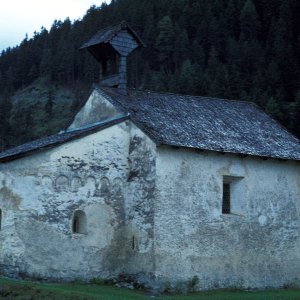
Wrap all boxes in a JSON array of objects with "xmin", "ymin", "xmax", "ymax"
[
  {"xmin": 119, "ymin": 55, "xmax": 127, "ymax": 95},
  {"xmin": 99, "ymin": 63, "xmax": 103, "ymax": 81}
]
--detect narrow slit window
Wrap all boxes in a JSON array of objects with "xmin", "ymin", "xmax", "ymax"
[
  {"xmin": 72, "ymin": 216, "xmax": 79, "ymax": 233},
  {"xmin": 72, "ymin": 210, "xmax": 87, "ymax": 234},
  {"xmin": 0, "ymin": 209, "xmax": 2, "ymax": 230},
  {"xmin": 222, "ymin": 183, "xmax": 231, "ymax": 214}
]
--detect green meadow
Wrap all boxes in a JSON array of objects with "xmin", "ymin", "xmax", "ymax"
[{"xmin": 0, "ymin": 277, "xmax": 299, "ymax": 300}]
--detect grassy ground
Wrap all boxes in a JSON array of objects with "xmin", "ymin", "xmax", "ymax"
[{"xmin": 0, "ymin": 277, "xmax": 299, "ymax": 300}]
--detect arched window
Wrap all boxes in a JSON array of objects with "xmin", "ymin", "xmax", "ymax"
[
  {"xmin": 72, "ymin": 210, "xmax": 87, "ymax": 234},
  {"xmin": 0, "ymin": 209, "xmax": 2, "ymax": 230}
]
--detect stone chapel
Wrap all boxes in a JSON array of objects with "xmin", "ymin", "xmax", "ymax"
[{"xmin": 0, "ymin": 22, "xmax": 299, "ymax": 290}]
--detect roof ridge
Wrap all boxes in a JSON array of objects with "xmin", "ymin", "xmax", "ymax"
[{"xmin": 123, "ymin": 87, "xmax": 259, "ymax": 106}]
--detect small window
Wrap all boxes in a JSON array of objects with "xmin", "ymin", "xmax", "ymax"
[
  {"xmin": 132, "ymin": 236, "xmax": 135, "ymax": 250},
  {"xmin": 72, "ymin": 210, "xmax": 87, "ymax": 234},
  {"xmin": 131, "ymin": 235, "xmax": 138, "ymax": 251},
  {"xmin": 222, "ymin": 183, "xmax": 231, "ymax": 214},
  {"xmin": 221, "ymin": 175, "xmax": 244, "ymax": 215},
  {"xmin": 0, "ymin": 209, "xmax": 2, "ymax": 230}
]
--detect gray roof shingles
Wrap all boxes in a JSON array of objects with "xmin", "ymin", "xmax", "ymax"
[
  {"xmin": 99, "ymin": 87, "xmax": 300, "ymax": 161},
  {"xmin": 80, "ymin": 21, "xmax": 145, "ymax": 50}
]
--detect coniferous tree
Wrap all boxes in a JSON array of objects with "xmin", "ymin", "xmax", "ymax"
[
  {"xmin": 156, "ymin": 16, "xmax": 176, "ymax": 73},
  {"xmin": 240, "ymin": 0, "xmax": 260, "ymax": 42},
  {"xmin": 0, "ymin": 94, "xmax": 12, "ymax": 150},
  {"xmin": 45, "ymin": 88, "xmax": 54, "ymax": 120}
]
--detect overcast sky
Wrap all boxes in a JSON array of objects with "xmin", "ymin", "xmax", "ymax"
[{"xmin": 0, "ymin": 0, "xmax": 110, "ymax": 52}]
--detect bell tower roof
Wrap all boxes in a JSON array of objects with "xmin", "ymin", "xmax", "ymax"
[{"xmin": 80, "ymin": 21, "xmax": 145, "ymax": 62}]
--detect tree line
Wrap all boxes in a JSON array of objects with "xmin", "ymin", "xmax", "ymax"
[{"xmin": 0, "ymin": 0, "xmax": 300, "ymax": 150}]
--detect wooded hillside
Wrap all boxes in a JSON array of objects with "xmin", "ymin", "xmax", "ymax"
[{"xmin": 0, "ymin": 0, "xmax": 300, "ymax": 150}]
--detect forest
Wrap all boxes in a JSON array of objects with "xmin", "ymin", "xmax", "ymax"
[{"xmin": 0, "ymin": 0, "xmax": 300, "ymax": 150}]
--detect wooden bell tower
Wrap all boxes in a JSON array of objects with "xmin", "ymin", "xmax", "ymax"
[{"xmin": 80, "ymin": 21, "xmax": 145, "ymax": 95}]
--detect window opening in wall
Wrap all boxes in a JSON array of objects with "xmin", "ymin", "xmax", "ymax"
[
  {"xmin": 72, "ymin": 216, "xmax": 79, "ymax": 233},
  {"xmin": 0, "ymin": 209, "xmax": 2, "ymax": 230},
  {"xmin": 132, "ymin": 236, "xmax": 135, "ymax": 250},
  {"xmin": 72, "ymin": 210, "xmax": 87, "ymax": 234},
  {"xmin": 222, "ymin": 183, "xmax": 231, "ymax": 214},
  {"xmin": 221, "ymin": 175, "xmax": 244, "ymax": 215}
]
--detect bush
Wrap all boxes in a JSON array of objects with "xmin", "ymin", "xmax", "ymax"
[{"xmin": 187, "ymin": 275, "xmax": 199, "ymax": 292}]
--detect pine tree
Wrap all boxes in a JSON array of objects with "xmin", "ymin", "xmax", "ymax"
[
  {"xmin": 155, "ymin": 16, "xmax": 176, "ymax": 73},
  {"xmin": 225, "ymin": 0, "xmax": 243, "ymax": 39},
  {"xmin": 45, "ymin": 88, "xmax": 54, "ymax": 120},
  {"xmin": 265, "ymin": 97, "xmax": 283, "ymax": 120},
  {"xmin": 177, "ymin": 59, "xmax": 197, "ymax": 94},
  {"xmin": 174, "ymin": 28, "xmax": 189, "ymax": 69},
  {"xmin": 240, "ymin": 0, "xmax": 260, "ymax": 42},
  {"xmin": 0, "ymin": 94, "xmax": 12, "ymax": 150},
  {"xmin": 40, "ymin": 49, "xmax": 53, "ymax": 78}
]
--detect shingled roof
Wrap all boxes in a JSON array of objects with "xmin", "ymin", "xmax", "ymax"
[
  {"xmin": 0, "ymin": 114, "xmax": 129, "ymax": 162},
  {"xmin": 80, "ymin": 21, "xmax": 145, "ymax": 50},
  {"xmin": 1, "ymin": 88, "xmax": 300, "ymax": 162},
  {"xmin": 98, "ymin": 87, "xmax": 300, "ymax": 161}
]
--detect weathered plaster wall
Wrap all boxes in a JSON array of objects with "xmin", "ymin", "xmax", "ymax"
[
  {"xmin": 122, "ymin": 123, "xmax": 156, "ymax": 278},
  {"xmin": 69, "ymin": 89, "xmax": 121, "ymax": 129},
  {"xmin": 0, "ymin": 120, "xmax": 156, "ymax": 282},
  {"xmin": 68, "ymin": 87, "xmax": 157, "ymax": 278},
  {"xmin": 0, "ymin": 122, "xmax": 130, "ymax": 279},
  {"xmin": 154, "ymin": 146, "xmax": 300, "ymax": 289}
]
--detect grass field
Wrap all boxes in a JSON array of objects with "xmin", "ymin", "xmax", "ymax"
[{"xmin": 0, "ymin": 277, "xmax": 299, "ymax": 300}]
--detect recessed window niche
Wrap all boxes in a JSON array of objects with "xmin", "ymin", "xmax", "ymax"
[
  {"xmin": 72, "ymin": 210, "xmax": 87, "ymax": 234},
  {"xmin": 222, "ymin": 175, "xmax": 245, "ymax": 215}
]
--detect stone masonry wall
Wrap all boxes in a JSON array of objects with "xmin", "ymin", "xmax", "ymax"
[
  {"xmin": 122, "ymin": 123, "xmax": 156, "ymax": 279},
  {"xmin": 154, "ymin": 146, "xmax": 300, "ymax": 290}
]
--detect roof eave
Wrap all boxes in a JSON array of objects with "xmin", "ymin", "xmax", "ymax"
[
  {"xmin": 157, "ymin": 143, "xmax": 300, "ymax": 162},
  {"xmin": 0, "ymin": 114, "xmax": 129, "ymax": 163}
]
